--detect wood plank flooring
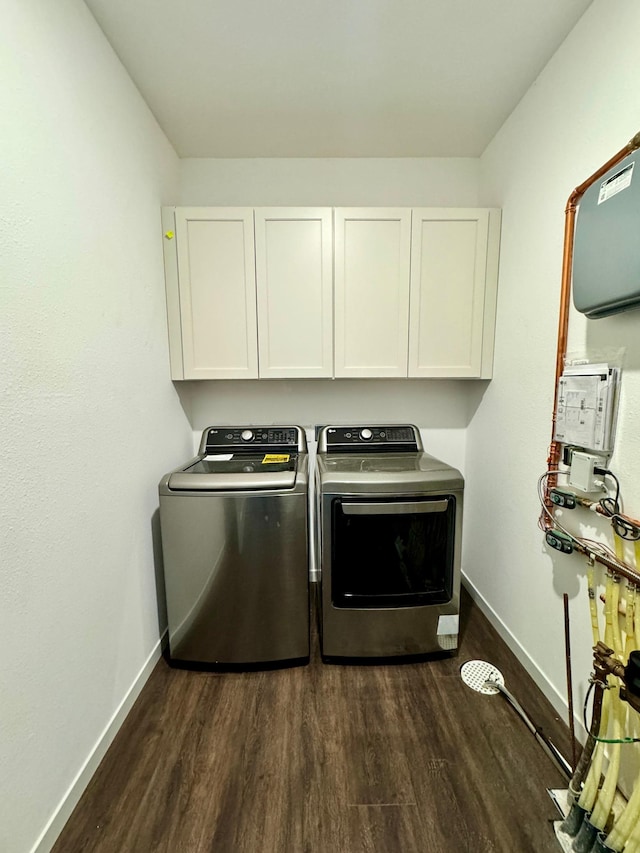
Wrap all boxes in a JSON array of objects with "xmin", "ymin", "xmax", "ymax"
[{"xmin": 52, "ymin": 588, "xmax": 571, "ymax": 852}]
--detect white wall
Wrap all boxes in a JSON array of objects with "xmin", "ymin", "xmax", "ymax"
[
  {"xmin": 0, "ymin": 2, "xmax": 190, "ymax": 851},
  {"xmin": 468, "ymin": 0, "xmax": 640, "ymax": 768},
  {"xmin": 178, "ymin": 378, "xmax": 473, "ymax": 476},
  {"xmin": 179, "ymin": 157, "xmax": 480, "ymax": 207},
  {"xmin": 177, "ymin": 157, "xmax": 483, "ymax": 475}
]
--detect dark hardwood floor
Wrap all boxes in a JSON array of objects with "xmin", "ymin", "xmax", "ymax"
[{"xmin": 52, "ymin": 588, "xmax": 570, "ymax": 852}]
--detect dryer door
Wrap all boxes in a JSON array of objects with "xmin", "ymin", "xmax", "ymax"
[{"xmin": 330, "ymin": 495, "xmax": 456, "ymax": 608}]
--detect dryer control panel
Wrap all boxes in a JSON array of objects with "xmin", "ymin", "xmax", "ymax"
[{"xmin": 318, "ymin": 425, "xmax": 421, "ymax": 453}]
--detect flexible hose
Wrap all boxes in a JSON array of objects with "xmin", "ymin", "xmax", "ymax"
[
  {"xmin": 612, "ymin": 539, "xmax": 625, "ymax": 652},
  {"xmin": 579, "ymin": 573, "xmax": 617, "ymax": 810},
  {"xmin": 635, "ymin": 541, "xmax": 640, "ymax": 650},
  {"xmin": 588, "ymin": 560, "xmax": 602, "ymax": 646},
  {"xmin": 579, "ymin": 681, "xmax": 612, "ymax": 811},
  {"xmin": 606, "ymin": 720, "xmax": 640, "ymax": 848},
  {"xmin": 625, "ymin": 584, "xmax": 637, "ymax": 663},
  {"xmin": 491, "ymin": 682, "xmax": 572, "ymax": 777},
  {"xmin": 569, "ymin": 682, "xmax": 605, "ymax": 799},
  {"xmin": 568, "ymin": 559, "xmax": 604, "ymax": 799},
  {"xmin": 588, "ymin": 568, "xmax": 626, "ymax": 830},
  {"xmin": 605, "ymin": 583, "xmax": 640, "ymax": 849},
  {"xmin": 623, "ymin": 813, "xmax": 640, "ymax": 852},
  {"xmin": 590, "ymin": 685, "xmax": 624, "ymax": 830},
  {"xmin": 578, "ymin": 686, "xmax": 610, "ymax": 810}
]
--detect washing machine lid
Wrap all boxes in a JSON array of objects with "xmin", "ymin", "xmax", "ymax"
[{"xmin": 167, "ymin": 453, "xmax": 298, "ymax": 491}]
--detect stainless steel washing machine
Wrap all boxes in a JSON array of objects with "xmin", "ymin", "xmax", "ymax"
[
  {"xmin": 316, "ymin": 424, "xmax": 463, "ymax": 659},
  {"xmin": 159, "ymin": 425, "xmax": 309, "ymax": 668}
]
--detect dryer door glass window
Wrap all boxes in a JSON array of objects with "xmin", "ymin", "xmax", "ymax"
[{"xmin": 331, "ymin": 496, "xmax": 455, "ymax": 608}]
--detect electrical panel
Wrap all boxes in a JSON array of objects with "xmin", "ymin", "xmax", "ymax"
[
  {"xmin": 554, "ymin": 361, "xmax": 619, "ymax": 453},
  {"xmin": 573, "ymin": 152, "xmax": 640, "ymax": 319}
]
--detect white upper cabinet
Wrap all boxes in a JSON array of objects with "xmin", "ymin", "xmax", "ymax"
[
  {"xmin": 334, "ymin": 208, "xmax": 412, "ymax": 378},
  {"xmin": 165, "ymin": 207, "xmax": 258, "ymax": 379},
  {"xmin": 409, "ymin": 208, "xmax": 501, "ymax": 379},
  {"xmin": 162, "ymin": 205, "xmax": 500, "ymax": 381},
  {"xmin": 254, "ymin": 208, "xmax": 333, "ymax": 378}
]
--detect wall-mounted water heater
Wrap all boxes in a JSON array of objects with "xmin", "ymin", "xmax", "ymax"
[{"xmin": 573, "ymin": 152, "xmax": 640, "ymax": 319}]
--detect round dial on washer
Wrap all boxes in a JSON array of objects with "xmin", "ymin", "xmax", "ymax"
[
  {"xmin": 240, "ymin": 429, "xmax": 254, "ymax": 442},
  {"xmin": 360, "ymin": 428, "xmax": 373, "ymax": 441}
]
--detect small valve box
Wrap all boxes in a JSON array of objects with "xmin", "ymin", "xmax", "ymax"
[
  {"xmin": 546, "ymin": 529, "xmax": 574, "ymax": 554},
  {"xmin": 568, "ymin": 451, "xmax": 605, "ymax": 493}
]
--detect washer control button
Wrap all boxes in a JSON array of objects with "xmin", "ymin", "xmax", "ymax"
[
  {"xmin": 360, "ymin": 428, "xmax": 373, "ymax": 441},
  {"xmin": 240, "ymin": 429, "xmax": 254, "ymax": 442}
]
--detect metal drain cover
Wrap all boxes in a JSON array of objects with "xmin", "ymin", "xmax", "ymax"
[{"xmin": 460, "ymin": 659, "xmax": 505, "ymax": 695}]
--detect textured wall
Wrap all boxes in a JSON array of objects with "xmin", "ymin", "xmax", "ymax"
[
  {"xmin": 0, "ymin": 2, "xmax": 190, "ymax": 851},
  {"xmin": 468, "ymin": 0, "xmax": 640, "ymax": 782}
]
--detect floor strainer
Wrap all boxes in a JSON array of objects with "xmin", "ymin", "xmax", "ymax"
[
  {"xmin": 460, "ymin": 659, "xmax": 505, "ymax": 695},
  {"xmin": 459, "ymin": 659, "xmax": 572, "ymax": 779}
]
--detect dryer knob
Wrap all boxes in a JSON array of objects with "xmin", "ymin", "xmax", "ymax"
[
  {"xmin": 240, "ymin": 429, "xmax": 254, "ymax": 442},
  {"xmin": 360, "ymin": 428, "xmax": 373, "ymax": 441}
]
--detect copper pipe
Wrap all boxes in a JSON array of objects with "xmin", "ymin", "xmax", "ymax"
[
  {"xmin": 564, "ymin": 593, "xmax": 578, "ymax": 772},
  {"xmin": 568, "ymin": 649, "xmax": 609, "ymax": 797},
  {"xmin": 548, "ymin": 200, "xmax": 579, "ymax": 477},
  {"xmin": 575, "ymin": 495, "xmax": 640, "ymax": 529},
  {"xmin": 573, "ymin": 540, "xmax": 640, "ymax": 588}
]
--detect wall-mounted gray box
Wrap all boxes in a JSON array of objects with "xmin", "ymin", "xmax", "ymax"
[{"xmin": 573, "ymin": 152, "xmax": 640, "ymax": 319}]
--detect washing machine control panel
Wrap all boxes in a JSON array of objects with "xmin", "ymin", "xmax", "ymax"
[
  {"xmin": 321, "ymin": 425, "xmax": 420, "ymax": 452},
  {"xmin": 203, "ymin": 426, "xmax": 304, "ymax": 453}
]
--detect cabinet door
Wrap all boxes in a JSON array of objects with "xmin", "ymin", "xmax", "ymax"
[
  {"xmin": 255, "ymin": 208, "xmax": 333, "ymax": 378},
  {"xmin": 173, "ymin": 208, "xmax": 258, "ymax": 379},
  {"xmin": 334, "ymin": 208, "xmax": 411, "ymax": 378},
  {"xmin": 409, "ymin": 208, "xmax": 500, "ymax": 379}
]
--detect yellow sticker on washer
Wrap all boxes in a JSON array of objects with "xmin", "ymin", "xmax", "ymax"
[{"xmin": 262, "ymin": 454, "xmax": 290, "ymax": 463}]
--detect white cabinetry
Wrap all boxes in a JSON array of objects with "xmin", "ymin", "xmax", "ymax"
[
  {"xmin": 162, "ymin": 206, "xmax": 500, "ymax": 381},
  {"xmin": 409, "ymin": 208, "xmax": 501, "ymax": 379},
  {"xmin": 163, "ymin": 207, "xmax": 258, "ymax": 380},
  {"xmin": 254, "ymin": 208, "xmax": 333, "ymax": 378},
  {"xmin": 334, "ymin": 208, "xmax": 412, "ymax": 378},
  {"xmin": 163, "ymin": 207, "xmax": 332, "ymax": 379}
]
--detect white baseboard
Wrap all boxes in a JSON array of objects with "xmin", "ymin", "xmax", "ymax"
[
  {"xmin": 462, "ymin": 572, "xmax": 578, "ymax": 734},
  {"xmin": 31, "ymin": 635, "xmax": 165, "ymax": 853}
]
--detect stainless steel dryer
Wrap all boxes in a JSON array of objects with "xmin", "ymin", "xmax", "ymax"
[
  {"xmin": 159, "ymin": 425, "xmax": 309, "ymax": 668},
  {"xmin": 316, "ymin": 424, "xmax": 463, "ymax": 660}
]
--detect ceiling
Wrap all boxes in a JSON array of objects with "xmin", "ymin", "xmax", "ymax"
[{"xmin": 83, "ymin": 0, "xmax": 593, "ymax": 159}]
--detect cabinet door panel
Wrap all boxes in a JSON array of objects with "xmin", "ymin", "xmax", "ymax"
[
  {"xmin": 334, "ymin": 209, "xmax": 411, "ymax": 378},
  {"xmin": 255, "ymin": 209, "xmax": 333, "ymax": 378},
  {"xmin": 409, "ymin": 209, "xmax": 499, "ymax": 378},
  {"xmin": 175, "ymin": 208, "xmax": 258, "ymax": 379}
]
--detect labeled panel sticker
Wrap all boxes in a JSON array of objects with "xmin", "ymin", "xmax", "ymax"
[
  {"xmin": 598, "ymin": 162, "xmax": 634, "ymax": 204},
  {"xmin": 262, "ymin": 454, "xmax": 290, "ymax": 464},
  {"xmin": 437, "ymin": 614, "xmax": 459, "ymax": 636}
]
